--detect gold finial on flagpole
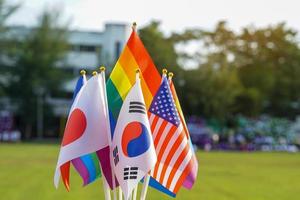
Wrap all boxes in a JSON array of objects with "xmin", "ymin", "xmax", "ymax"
[
  {"xmin": 132, "ymin": 22, "xmax": 137, "ymax": 31},
  {"xmin": 162, "ymin": 68, "xmax": 168, "ymax": 75},
  {"xmin": 92, "ymin": 71, "xmax": 98, "ymax": 76},
  {"xmin": 168, "ymin": 72, "xmax": 174, "ymax": 79},
  {"xmin": 99, "ymin": 66, "xmax": 106, "ymax": 72},
  {"xmin": 80, "ymin": 69, "xmax": 86, "ymax": 76},
  {"xmin": 135, "ymin": 68, "xmax": 140, "ymax": 80}
]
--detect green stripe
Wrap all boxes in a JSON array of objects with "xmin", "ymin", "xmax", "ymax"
[
  {"xmin": 106, "ymin": 79, "xmax": 123, "ymax": 120},
  {"xmin": 91, "ymin": 153, "xmax": 101, "ymax": 178}
]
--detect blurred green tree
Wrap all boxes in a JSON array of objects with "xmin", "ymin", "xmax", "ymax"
[
  {"xmin": 0, "ymin": 0, "xmax": 19, "ymax": 96},
  {"xmin": 7, "ymin": 10, "xmax": 69, "ymax": 138},
  {"xmin": 177, "ymin": 21, "xmax": 300, "ymax": 119},
  {"xmin": 139, "ymin": 21, "xmax": 180, "ymax": 73}
]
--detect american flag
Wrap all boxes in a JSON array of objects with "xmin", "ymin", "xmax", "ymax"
[{"xmin": 148, "ymin": 76, "xmax": 195, "ymax": 194}]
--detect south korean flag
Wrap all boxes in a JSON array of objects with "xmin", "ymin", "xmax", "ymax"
[{"xmin": 111, "ymin": 75, "xmax": 157, "ymax": 200}]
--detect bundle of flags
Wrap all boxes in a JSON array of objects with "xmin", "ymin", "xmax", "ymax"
[{"xmin": 54, "ymin": 23, "xmax": 198, "ymax": 199}]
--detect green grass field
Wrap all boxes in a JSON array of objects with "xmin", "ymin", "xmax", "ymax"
[{"xmin": 0, "ymin": 143, "xmax": 299, "ymax": 200}]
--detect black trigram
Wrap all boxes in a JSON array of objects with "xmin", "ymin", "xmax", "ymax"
[
  {"xmin": 123, "ymin": 167, "xmax": 138, "ymax": 180},
  {"xmin": 129, "ymin": 101, "xmax": 146, "ymax": 114},
  {"xmin": 113, "ymin": 146, "xmax": 119, "ymax": 166}
]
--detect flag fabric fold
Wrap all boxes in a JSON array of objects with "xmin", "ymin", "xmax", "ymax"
[
  {"xmin": 111, "ymin": 76, "xmax": 157, "ymax": 200},
  {"xmin": 169, "ymin": 76, "xmax": 198, "ymax": 190},
  {"xmin": 54, "ymin": 75, "xmax": 110, "ymax": 190}
]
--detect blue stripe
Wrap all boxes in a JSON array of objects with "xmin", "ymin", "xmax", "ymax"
[
  {"xmin": 72, "ymin": 76, "xmax": 85, "ymax": 102},
  {"xmin": 109, "ymin": 110, "xmax": 116, "ymax": 138},
  {"xmin": 80, "ymin": 154, "xmax": 97, "ymax": 183},
  {"xmin": 148, "ymin": 177, "xmax": 176, "ymax": 197}
]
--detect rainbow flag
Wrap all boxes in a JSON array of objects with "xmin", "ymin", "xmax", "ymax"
[
  {"xmin": 107, "ymin": 27, "xmax": 175, "ymax": 197},
  {"xmin": 107, "ymin": 28, "xmax": 161, "ymax": 130}
]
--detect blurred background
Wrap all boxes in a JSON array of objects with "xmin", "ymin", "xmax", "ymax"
[{"xmin": 0, "ymin": 0, "xmax": 300, "ymax": 200}]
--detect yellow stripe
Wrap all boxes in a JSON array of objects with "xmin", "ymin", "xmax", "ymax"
[{"xmin": 110, "ymin": 62, "xmax": 132, "ymax": 100}]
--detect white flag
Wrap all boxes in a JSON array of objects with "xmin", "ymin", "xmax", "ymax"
[
  {"xmin": 54, "ymin": 74, "xmax": 109, "ymax": 188},
  {"xmin": 111, "ymin": 77, "xmax": 157, "ymax": 200}
]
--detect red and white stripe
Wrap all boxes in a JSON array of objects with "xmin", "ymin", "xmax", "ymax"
[{"xmin": 148, "ymin": 113, "xmax": 194, "ymax": 193}]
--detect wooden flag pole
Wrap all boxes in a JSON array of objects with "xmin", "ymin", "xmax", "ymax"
[{"xmin": 99, "ymin": 67, "xmax": 118, "ymax": 200}]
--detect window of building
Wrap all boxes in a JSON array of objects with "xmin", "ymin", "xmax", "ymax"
[
  {"xmin": 70, "ymin": 45, "xmax": 99, "ymax": 53},
  {"xmin": 115, "ymin": 41, "xmax": 121, "ymax": 60}
]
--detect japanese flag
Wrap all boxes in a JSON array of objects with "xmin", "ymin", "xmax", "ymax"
[
  {"xmin": 111, "ymin": 76, "xmax": 157, "ymax": 200},
  {"xmin": 54, "ymin": 74, "xmax": 109, "ymax": 188}
]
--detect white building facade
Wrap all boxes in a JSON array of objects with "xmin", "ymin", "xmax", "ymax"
[{"xmin": 1, "ymin": 22, "xmax": 131, "ymax": 117}]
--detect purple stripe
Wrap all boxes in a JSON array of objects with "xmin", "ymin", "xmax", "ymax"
[
  {"xmin": 96, "ymin": 146, "xmax": 119, "ymax": 189},
  {"xmin": 183, "ymin": 155, "xmax": 198, "ymax": 189},
  {"xmin": 72, "ymin": 158, "xmax": 90, "ymax": 186}
]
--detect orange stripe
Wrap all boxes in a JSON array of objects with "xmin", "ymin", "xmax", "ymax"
[
  {"xmin": 153, "ymin": 121, "xmax": 168, "ymax": 147},
  {"xmin": 118, "ymin": 45, "xmax": 153, "ymax": 108},
  {"xmin": 60, "ymin": 161, "xmax": 70, "ymax": 191},
  {"xmin": 150, "ymin": 115, "xmax": 159, "ymax": 133},
  {"xmin": 127, "ymin": 31, "xmax": 161, "ymax": 96},
  {"xmin": 165, "ymin": 135, "xmax": 188, "ymax": 188},
  {"xmin": 140, "ymin": 74, "xmax": 153, "ymax": 108},
  {"xmin": 152, "ymin": 163, "xmax": 160, "ymax": 179},
  {"xmin": 173, "ymin": 160, "xmax": 194, "ymax": 193},
  {"xmin": 159, "ymin": 131, "xmax": 185, "ymax": 187},
  {"xmin": 118, "ymin": 46, "xmax": 138, "ymax": 85},
  {"xmin": 158, "ymin": 128, "xmax": 181, "ymax": 183},
  {"xmin": 157, "ymin": 126, "xmax": 177, "ymax": 162}
]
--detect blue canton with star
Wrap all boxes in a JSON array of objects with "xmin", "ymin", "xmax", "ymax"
[{"xmin": 149, "ymin": 77, "xmax": 180, "ymax": 126}]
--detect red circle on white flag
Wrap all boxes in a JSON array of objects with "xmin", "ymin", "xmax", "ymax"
[{"xmin": 62, "ymin": 108, "xmax": 87, "ymax": 146}]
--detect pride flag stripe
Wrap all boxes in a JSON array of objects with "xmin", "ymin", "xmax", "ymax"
[{"xmin": 72, "ymin": 157, "xmax": 90, "ymax": 185}]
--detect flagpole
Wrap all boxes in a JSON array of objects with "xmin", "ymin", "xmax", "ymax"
[
  {"xmin": 118, "ymin": 187, "xmax": 123, "ymax": 200},
  {"xmin": 93, "ymin": 71, "xmax": 111, "ymax": 200},
  {"xmin": 132, "ymin": 186, "xmax": 138, "ymax": 200},
  {"xmin": 140, "ymin": 174, "xmax": 150, "ymax": 200},
  {"xmin": 100, "ymin": 67, "xmax": 118, "ymax": 200}
]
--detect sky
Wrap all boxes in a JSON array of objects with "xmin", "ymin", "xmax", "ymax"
[{"xmin": 7, "ymin": 0, "xmax": 300, "ymax": 33}]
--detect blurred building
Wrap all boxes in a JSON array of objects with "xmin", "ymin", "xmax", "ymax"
[{"xmin": 0, "ymin": 22, "xmax": 131, "ymax": 137}]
